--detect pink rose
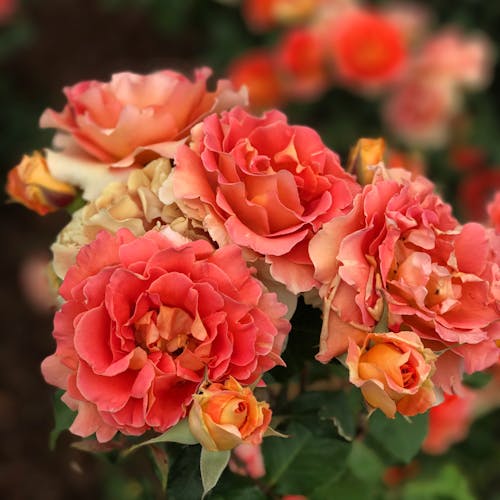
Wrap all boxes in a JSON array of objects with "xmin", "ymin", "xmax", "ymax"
[
  {"xmin": 347, "ymin": 331, "xmax": 436, "ymax": 418},
  {"xmin": 415, "ymin": 28, "xmax": 493, "ymax": 90},
  {"xmin": 383, "ymin": 77, "xmax": 459, "ymax": 147},
  {"xmin": 174, "ymin": 107, "xmax": 360, "ymax": 293},
  {"xmin": 311, "ymin": 167, "xmax": 500, "ymax": 391},
  {"xmin": 311, "ymin": 168, "xmax": 457, "ymax": 360},
  {"xmin": 41, "ymin": 229, "xmax": 290, "ymax": 441},
  {"xmin": 40, "ymin": 68, "xmax": 247, "ymax": 167}
]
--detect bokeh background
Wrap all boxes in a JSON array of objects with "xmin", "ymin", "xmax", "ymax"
[{"xmin": 1, "ymin": 1, "xmax": 499, "ymax": 498}]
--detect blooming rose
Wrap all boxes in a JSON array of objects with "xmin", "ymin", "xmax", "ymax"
[
  {"xmin": 347, "ymin": 331, "xmax": 437, "ymax": 418},
  {"xmin": 188, "ymin": 377, "xmax": 271, "ymax": 451},
  {"xmin": 41, "ymin": 229, "xmax": 290, "ymax": 441},
  {"xmin": 40, "ymin": 67, "xmax": 247, "ymax": 168},
  {"xmin": 383, "ymin": 77, "xmax": 459, "ymax": 147},
  {"xmin": 311, "ymin": 167, "xmax": 500, "ymax": 391},
  {"xmin": 174, "ymin": 106, "xmax": 360, "ymax": 293},
  {"xmin": 415, "ymin": 28, "xmax": 493, "ymax": 90},
  {"xmin": 50, "ymin": 158, "xmax": 206, "ymax": 279},
  {"xmin": 229, "ymin": 51, "xmax": 285, "ymax": 109},
  {"xmin": 277, "ymin": 27, "xmax": 328, "ymax": 100},
  {"xmin": 6, "ymin": 152, "xmax": 76, "ymax": 215},
  {"xmin": 327, "ymin": 9, "xmax": 407, "ymax": 90}
]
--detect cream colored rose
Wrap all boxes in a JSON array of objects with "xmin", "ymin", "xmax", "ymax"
[{"xmin": 51, "ymin": 158, "xmax": 206, "ymax": 279}]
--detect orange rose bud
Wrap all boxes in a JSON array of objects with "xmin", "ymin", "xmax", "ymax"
[
  {"xmin": 188, "ymin": 377, "xmax": 272, "ymax": 451},
  {"xmin": 347, "ymin": 138, "xmax": 386, "ymax": 185},
  {"xmin": 347, "ymin": 331, "xmax": 437, "ymax": 418},
  {"xmin": 6, "ymin": 152, "xmax": 76, "ymax": 215}
]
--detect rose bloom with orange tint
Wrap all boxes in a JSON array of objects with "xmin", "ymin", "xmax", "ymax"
[
  {"xmin": 277, "ymin": 27, "xmax": 328, "ymax": 100},
  {"xmin": 6, "ymin": 152, "xmax": 76, "ymax": 215},
  {"xmin": 328, "ymin": 9, "xmax": 407, "ymax": 90},
  {"xmin": 188, "ymin": 377, "xmax": 271, "ymax": 451},
  {"xmin": 229, "ymin": 50, "xmax": 285, "ymax": 109},
  {"xmin": 347, "ymin": 331, "xmax": 437, "ymax": 418}
]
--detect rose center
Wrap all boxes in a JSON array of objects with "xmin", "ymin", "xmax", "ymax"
[{"xmin": 134, "ymin": 305, "xmax": 195, "ymax": 354}]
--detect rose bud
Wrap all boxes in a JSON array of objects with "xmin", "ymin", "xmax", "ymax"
[
  {"xmin": 346, "ymin": 137, "xmax": 386, "ymax": 184},
  {"xmin": 6, "ymin": 152, "xmax": 76, "ymax": 215},
  {"xmin": 188, "ymin": 377, "xmax": 272, "ymax": 451},
  {"xmin": 347, "ymin": 331, "xmax": 437, "ymax": 418}
]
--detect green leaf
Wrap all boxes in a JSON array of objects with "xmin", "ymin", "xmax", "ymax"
[
  {"xmin": 262, "ymin": 421, "xmax": 350, "ymax": 496},
  {"xmin": 149, "ymin": 444, "xmax": 169, "ymax": 493},
  {"xmin": 309, "ymin": 470, "xmax": 376, "ymax": 500},
  {"xmin": 319, "ymin": 389, "xmax": 363, "ymax": 441},
  {"xmin": 123, "ymin": 418, "xmax": 197, "ymax": 457},
  {"xmin": 200, "ymin": 448, "xmax": 231, "ymax": 499},
  {"xmin": 367, "ymin": 412, "xmax": 428, "ymax": 464},
  {"xmin": 167, "ymin": 445, "xmax": 203, "ymax": 500},
  {"xmin": 211, "ymin": 486, "xmax": 266, "ymax": 500},
  {"xmin": 49, "ymin": 390, "xmax": 76, "ymax": 450},
  {"xmin": 401, "ymin": 464, "xmax": 476, "ymax": 500},
  {"xmin": 462, "ymin": 371, "xmax": 492, "ymax": 389},
  {"xmin": 347, "ymin": 441, "xmax": 383, "ymax": 485}
]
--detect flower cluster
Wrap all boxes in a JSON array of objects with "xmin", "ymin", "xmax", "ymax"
[
  {"xmin": 5, "ymin": 67, "xmax": 499, "ymax": 467},
  {"xmin": 230, "ymin": 0, "xmax": 493, "ymax": 148}
]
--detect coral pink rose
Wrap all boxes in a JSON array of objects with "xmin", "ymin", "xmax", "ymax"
[
  {"xmin": 488, "ymin": 191, "xmax": 500, "ymax": 232},
  {"xmin": 40, "ymin": 68, "xmax": 246, "ymax": 167},
  {"xmin": 347, "ymin": 331, "xmax": 437, "ymax": 418},
  {"xmin": 311, "ymin": 167, "xmax": 500, "ymax": 390},
  {"xmin": 174, "ymin": 107, "xmax": 360, "ymax": 293},
  {"xmin": 422, "ymin": 391, "xmax": 477, "ymax": 454},
  {"xmin": 327, "ymin": 9, "xmax": 407, "ymax": 90},
  {"xmin": 41, "ymin": 229, "xmax": 290, "ymax": 441}
]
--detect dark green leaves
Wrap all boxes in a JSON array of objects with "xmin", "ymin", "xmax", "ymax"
[{"xmin": 368, "ymin": 412, "xmax": 429, "ymax": 464}]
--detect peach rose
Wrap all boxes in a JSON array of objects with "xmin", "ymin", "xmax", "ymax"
[
  {"xmin": 174, "ymin": 106, "xmax": 360, "ymax": 293},
  {"xmin": 311, "ymin": 167, "xmax": 457, "ymax": 361},
  {"xmin": 327, "ymin": 9, "xmax": 407, "ymax": 90},
  {"xmin": 189, "ymin": 377, "xmax": 271, "ymax": 451},
  {"xmin": 40, "ymin": 67, "xmax": 247, "ymax": 168},
  {"xmin": 311, "ymin": 166, "xmax": 500, "ymax": 390},
  {"xmin": 41, "ymin": 229, "xmax": 290, "ymax": 441},
  {"xmin": 6, "ymin": 152, "xmax": 76, "ymax": 215},
  {"xmin": 347, "ymin": 331, "xmax": 437, "ymax": 418}
]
